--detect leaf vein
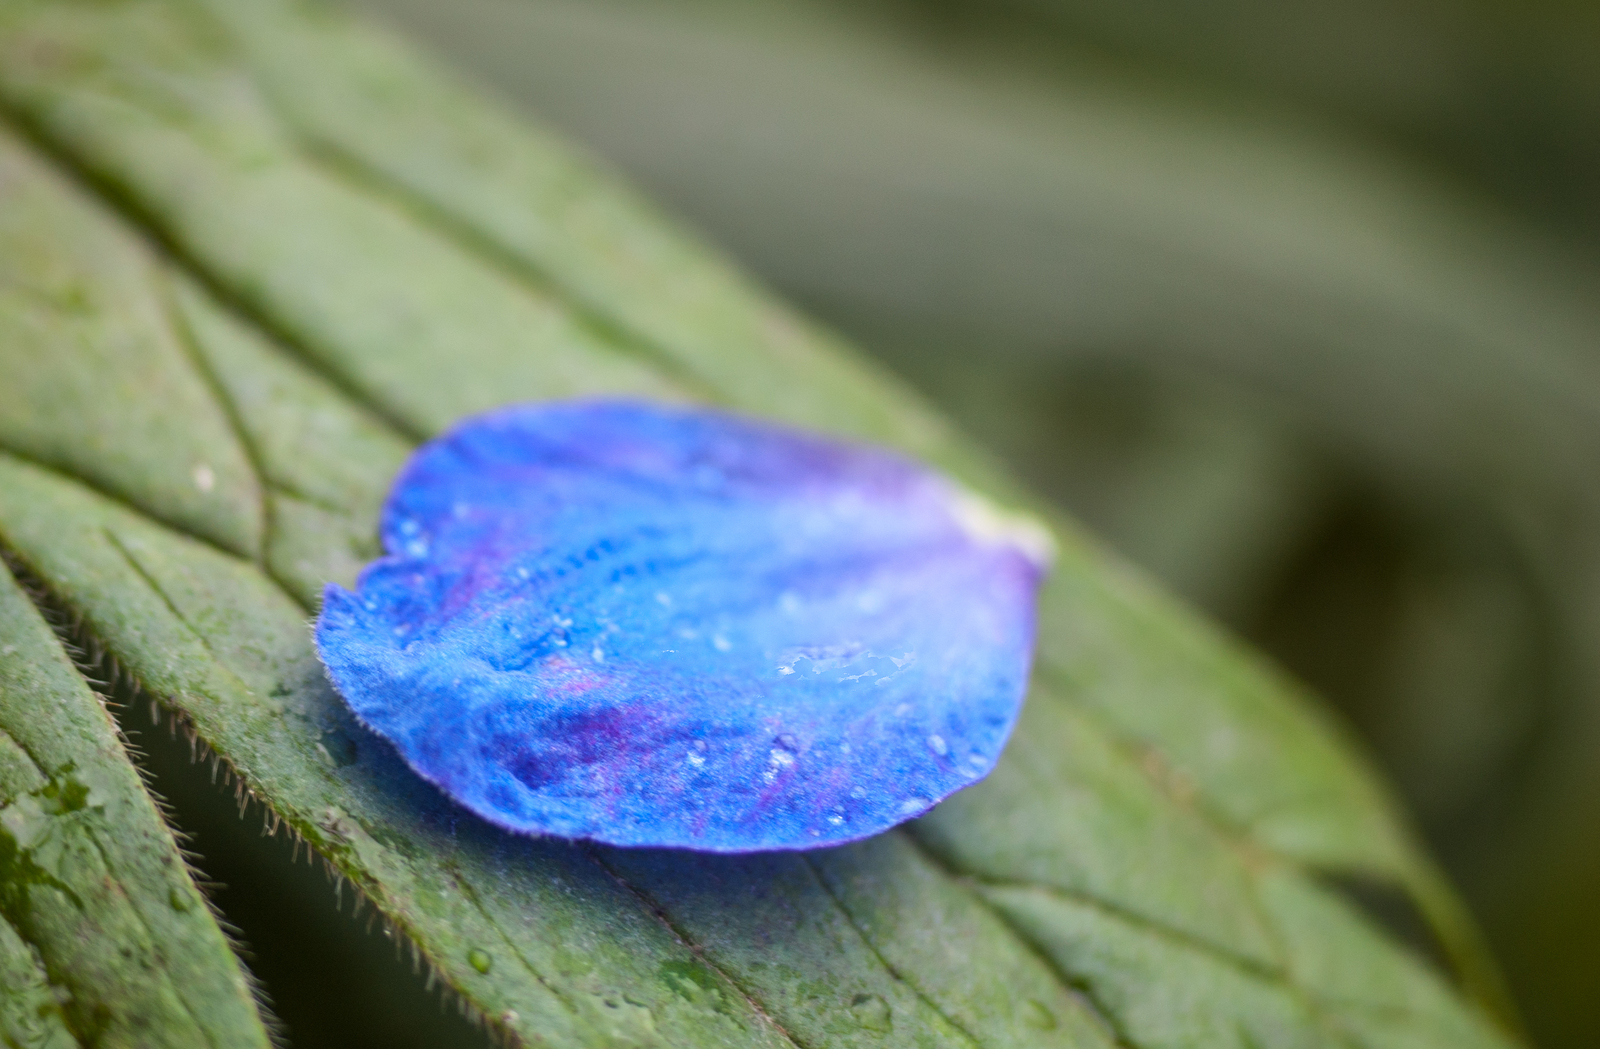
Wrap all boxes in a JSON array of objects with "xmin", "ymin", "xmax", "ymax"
[
  {"xmin": 78, "ymin": 830, "xmax": 218, "ymax": 1049},
  {"xmin": 894, "ymin": 831, "xmax": 1140, "ymax": 1049},
  {"xmin": 0, "ymin": 908, "xmax": 85, "ymax": 1047},
  {"xmin": 291, "ymin": 137, "xmax": 723, "ymax": 405},
  {"xmin": 159, "ymin": 274, "xmax": 272, "ymax": 568},
  {"xmin": 964, "ymin": 873, "xmax": 1285, "ymax": 984},
  {"xmin": 583, "ymin": 847, "xmax": 808, "ymax": 1049},
  {"xmin": 0, "ymin": 448, "xmax": 248, "ymax": 581},
  {"xmin": 441, "ymin": 869, "xmax": 585, "ymax": 1042},
  {"xmin": 0, "ymin": 105, "xmax": 431, "ymax": 448},
  {"xmin": 798, "ymin": 853, "xmax": 985, "ymax": 1049}
]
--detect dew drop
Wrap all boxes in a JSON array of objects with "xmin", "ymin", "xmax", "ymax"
[
  {"xmin": 317, "ymin": 729, "xmax": 358, "ymax": 768},
  {"xmin": 927, "ymin": 734, "xmax": 948, "ymax": 756},
  {"xmin": 763, "ymin": 737, "xmax": 798, "ymax": 782},
  {"xmin": 192, "ymin": 463, "xmax": 215, "ymax": 493},
  {"xmin": 849, "ymin": 993, "xmax": 892, "ymax": 1034},
  {"xmin": 660, "ymin": 960, "xmax": 729, "ymax": 1013},
  {"xmin": 468, "ymin": 948, "xmax": 492, "ymax": 974},
  {"xmin": 169, "ymin": 887, "xmax": 192, "ymax": 912}
]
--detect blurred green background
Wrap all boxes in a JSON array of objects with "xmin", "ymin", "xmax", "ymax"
[{"xmin": 168, "ymin": 1, "xmax": 1600, "ymax": 1045}]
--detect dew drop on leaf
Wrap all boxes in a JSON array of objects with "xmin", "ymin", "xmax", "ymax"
[
  {"xmin": 316, "ymin": 728, "xmax": 358, "ymax": 768},
  {"xmin": 659, "ymin": 960, "xmax": 729, "ymax": 1013},
  {"xmin": 848, "ymin": 993, "xmax": 892, "ymax": 1034}
]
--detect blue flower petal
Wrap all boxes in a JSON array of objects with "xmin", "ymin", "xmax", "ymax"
[{"xmin": 315, "ymin": 400, "xmax": 1051, "ymax": 851}]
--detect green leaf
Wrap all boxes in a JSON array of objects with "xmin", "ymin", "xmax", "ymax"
[
  {"xmin": 0, "ymin": 545, "xmax": 270, "ymax": 1046},
  {"xmin": 0, "ymin": 0, "xmax": 1517, "ymax": 1045}
]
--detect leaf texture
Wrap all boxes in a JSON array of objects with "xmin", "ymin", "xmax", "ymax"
[
  {"xmin": 0, "ymin": 0, "xmax": 1518, "ymax": 1045},
  {"xmin": 0, "ymin": 542, "xmax": 270, "ymax": 1047}
]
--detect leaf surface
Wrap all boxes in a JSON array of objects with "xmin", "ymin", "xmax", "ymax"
[
  {"xmin": 0, "ymin": 544, "xmax": 269, "ymax": 1047},
  {"xmin": 0, "ymin": 0, "xmax": 1517, "ymax": 1045}
]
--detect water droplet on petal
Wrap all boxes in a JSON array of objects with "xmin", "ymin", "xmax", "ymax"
[{"xmin": 764, "ymin": 743, "xmax": 797, "ymax": 783}]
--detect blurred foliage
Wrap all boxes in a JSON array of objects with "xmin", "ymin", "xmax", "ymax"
[
  {"xmin": 880, "ymin": 0, "xmax": 1600, "ymax": 246},
  {"xmin": 348, "ymin": 1, "xmax": 1600, "ymax": 1046}
]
